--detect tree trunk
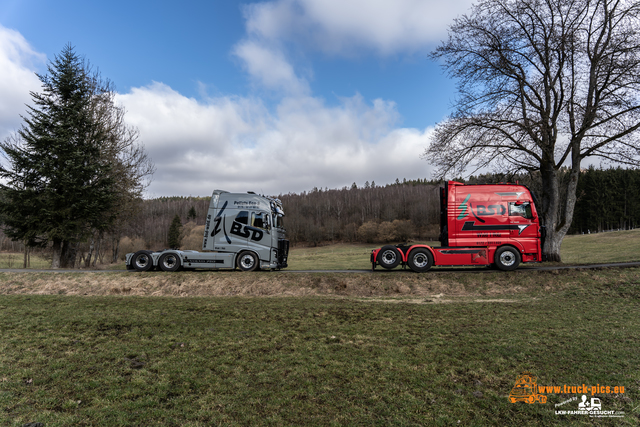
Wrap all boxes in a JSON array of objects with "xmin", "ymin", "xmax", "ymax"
[
  {"xmin": 112, "ymin": 236, "xmax": 120, "ymax": 264},
  {"xmin": 51, "ymin": 239, "xmax": 62, "ymax": 269},
  {"xmin": 540, "ymin": 161, "xmax": 562, "ymax": 262},
  {"xmin": 23, "ymin": 243, "xmax": 28, "ymax": 269},
  {"xmin": 85, "ymin": 238, "xmax": 95, "ymax": 268},
  {"xmin": 92, "ymin": 237, "xmax": 101, "ymax": 267},
  {"xmin": 60, "ymin": 241, "xmax": 77, "ymax": 269}
]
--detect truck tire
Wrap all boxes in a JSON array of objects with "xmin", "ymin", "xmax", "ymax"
[
  {"xmin": 494, "ymin": 246, "xmax": 521, "ymax": 271},
  {"xmin": 377, "ymin": 245, "xmax": 401, "ymax": 269},
  {"xmin": 237, "ymin": 251, "xmax": 259, "ymax": 272},
  {"xmin": 407, "ymin": 248, "xmax": 433, "ymax": 272},
  {"xmin": 131, "ymin": 250, "xmax": 153, "ymax": 272},
  {"xmin": 159, "ymin": 252, "xmax": 181, "ymax": 272}
]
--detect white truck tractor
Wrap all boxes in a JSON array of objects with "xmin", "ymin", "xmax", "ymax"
[{"xmin": 126, "ymin": 190, "xmax": 289, "ymax": 272}]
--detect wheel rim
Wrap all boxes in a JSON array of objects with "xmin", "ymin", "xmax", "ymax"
[
  {"xmin": 240, "ymin": 254, "xmax": 255, "ymax": 269},
  {"xmin": 163, "ymin": 255, "xmax": 177, "ymax": 269},
  {"xmin": 135, "ymin": 254, "xmax": 149, "ymax": 269},
  {"xmin": 499, "ymin": 251, "xmax": 516, "ymax": 267},
  {"xmin": 412, "ymin": 253, "xmax": 428, "ymax": 268},
  {"xmin": 381, "ymin": 250, "xmax": 396, "ymax": 265}
]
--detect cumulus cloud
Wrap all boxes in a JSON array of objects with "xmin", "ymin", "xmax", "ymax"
[
  {"xmin": 0, "ymin": 25, "xmax": 45, "ymax": 140},
  {"xmin": 244, "ymin": 0, "xmax": 475, "ymax": 56},
  {"xmin": 233, "ymin": 40, "xmax": 310, "ymax": 95},
  {"xmin": 0, "ymin": 17, "xmax": 436, "ymax": 199},
  {"xmin": 117, "ymin": 83, "xmax": 433, "ymax": 197}
]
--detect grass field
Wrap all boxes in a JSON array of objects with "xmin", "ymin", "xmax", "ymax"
[
  {"xmin": 560, "ymin": 229, "xmax": 640, "ymax": 264},
  {"xmin": 1, "ymin": 268, "xmax": 640, "ymax": 425},
  {"xmin": 0, "ymin": 252, "xmax": 50, "ymax": 269}
]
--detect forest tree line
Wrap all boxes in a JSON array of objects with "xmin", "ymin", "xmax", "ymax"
[
  {"xmin": 116, "ymin": 167, "xmax": 640, "ymax": 252},
  {"xmin": 1, "ymin": 167, "xmax": 638, "ymax": 265}
]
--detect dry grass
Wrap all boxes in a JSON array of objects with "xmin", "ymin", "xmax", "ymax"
[{"xmin": 0, "ymin": 267, "xmax": 637, "ymax": 300}]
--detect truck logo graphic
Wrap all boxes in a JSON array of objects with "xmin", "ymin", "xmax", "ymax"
[
  {"xmin": 211, "ymin": 201, "xmax": 232, "ymax": 244},
  {"xmin": 457, "ymin": 194, "xmax": 506, "ymax": 220},
  {"xmin": 462, "ymin": 221, "xmax": 530, "ymax": 235},
  {"xmin": 230, "ymin": 221, "xmax": 264, "ymax": 241},
  {"xmin": 457, "ymin": 194, "xmax": 471, "ymax": 219},
  {"xmin": 509, "ymin": 372, "xmax": 547, "ymax": 404}
]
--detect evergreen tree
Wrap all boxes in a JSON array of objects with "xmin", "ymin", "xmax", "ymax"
[
  {"xmin": 187, "ymin": 206, "xmax": 197, "ymax": 221},
  {"xmin": 167, "ymin": 215, "xmax": 182, "ymax": 249},
  {"xmin": 0, "ymin": 45, "xmax": 140, "ymax": 268}
]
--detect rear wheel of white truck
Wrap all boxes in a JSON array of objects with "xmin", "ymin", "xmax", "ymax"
[
  {"xmin": 237, "ymin": 251, "xmax": 259, "ymax": 272},
  {"xmin": 377, "ymin": 245, "xmax": 401, "ymax": 269},
  {"xmin": 132, "ymin": 250, "xmax": 153, "ymax": 272},
  {"xmin": 159, "ymin": 253, "xmax": 181, "ymax": 272}
]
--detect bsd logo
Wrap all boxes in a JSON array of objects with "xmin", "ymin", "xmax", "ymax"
[
  {"xmin": 230, "ymin": 221, "xmax": 264, "ymax": 241},
  {"xmin": 476, "ymin": 204, "xmax": 506, "ymax": 216}
]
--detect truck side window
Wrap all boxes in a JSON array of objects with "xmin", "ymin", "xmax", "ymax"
[
  {"xmin": 509, "ymin": 202, "xmax": 532, "ymax": 219},
  {"xmin": 252, "ymin": 212, "xmax": 267, "ymax": 229},
  {"xmin": 235, "ymin": 211, "xmax": 249, "ymax": 225}
]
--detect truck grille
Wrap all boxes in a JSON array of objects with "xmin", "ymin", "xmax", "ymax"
[{"xmin": 278, "ymin": 239, "xmax": 289, "ymax": 267}]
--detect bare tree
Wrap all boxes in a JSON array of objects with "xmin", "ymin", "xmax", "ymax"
[{"xmin": 426, "ymin": 0, "xmax": 640, "ymax": 261}]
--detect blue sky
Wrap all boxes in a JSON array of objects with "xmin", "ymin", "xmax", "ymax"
[{"xmin": 0, "ymin": 0, "xmax": 473, "ymax": 197}]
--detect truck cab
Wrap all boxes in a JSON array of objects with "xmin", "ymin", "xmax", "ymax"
[
  {"xmin": 126, "ymin": 190, "xmax": 289, "ymax": 272},
  {"xmin": 371, "ymin": 181, "xmax": 543, "ymax": 272}
]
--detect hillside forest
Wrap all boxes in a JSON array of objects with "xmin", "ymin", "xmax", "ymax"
[{"xmin": 0, "ymin": 167, "xmax": 638, "ymax": 266}]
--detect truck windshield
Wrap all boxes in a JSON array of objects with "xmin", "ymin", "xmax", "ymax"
[{"xmin": 273, "ymin": 214, "xmax": 284, "ymax": 228}]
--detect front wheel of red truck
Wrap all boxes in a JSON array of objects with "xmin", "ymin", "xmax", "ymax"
[
  {"xmin": 377, "ymin": 246, "xmax": 401, "ymax": 269},
  {"xmin": 494, "ymin": 246, "xmax": 521, "ymax": 271},
  {"xmin": 407, "ymin": 248, "xmax": 433, "ymax": 272}
]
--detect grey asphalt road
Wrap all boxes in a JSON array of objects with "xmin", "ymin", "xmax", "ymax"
[{"xmin": 1, "ymin": 261, "xmax": 639, "ymax": 274}]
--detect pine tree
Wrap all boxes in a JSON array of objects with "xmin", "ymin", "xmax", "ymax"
[
  {"xmin": 187, "ymin": 206, "xmax": 197, "ymax": 221},
  {"xmin": 167, "ymin": 215, "xmax": 182, "ymax": 249},
  {"xmin": 0, "ymin": 45, "xmax": 122, "ymax": 268}
]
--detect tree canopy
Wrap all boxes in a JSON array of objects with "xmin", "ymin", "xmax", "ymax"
[
  {"xmin": 0, "ymin": 44, "xmax": 154, "ymax": 268},
  {"xmin": 425, "ymin": 0, "xmax": 640, "ymax": 261}
]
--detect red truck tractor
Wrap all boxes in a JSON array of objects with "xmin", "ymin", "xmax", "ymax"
[{"xmin": 371, "ymin": 181, "xmax": 544, "ymax": 272}]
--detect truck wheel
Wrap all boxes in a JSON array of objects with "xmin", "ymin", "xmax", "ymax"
[
  {"xmin": 159, "ymin": 253, "xmax": 181, "ymax": 272},
  {"xmin": 377, "ymin": 245, "xmax": 401, "ymax": 269},
  {"xmin": 132, "ymin": 250, "xmax": 153, "ymax": 272},
  {"xmin": 494, "ymin": 246, "xmax": 521, "ymax": 271},
  {"xmin": 237, "ymin": 251, "xmax": 259, "ymax": 272},
  {"xmin": 407, "ymin": 248, "xmax": 433, "ymax": 272}
]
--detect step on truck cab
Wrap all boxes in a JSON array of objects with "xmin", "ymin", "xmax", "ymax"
[
  {"xmin": 126, "ymin": 190, "xmax": 289, "ymax": 272},
  {"xmin": 371, "ymin": 181, "xmax": 543, "ymax": 272}
]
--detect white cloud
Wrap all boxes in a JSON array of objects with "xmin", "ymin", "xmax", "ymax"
[
  {"xmin": 0, "ymin": 23, "xmax": 435, "ymax": 199},
  {"xmin": 117, "ymin": 83, "xmax": 433, "ymax": 197},
  {"xmin": 0, "ymin": 25, "xmax": 45, "ymax": 140},
  {"xmin": 244, "ymin": 0, "xmax": 475, "ymax": 56},
  {"xmin": 233, "ymin": 40, "xmax": 310, "ymax": 95}
]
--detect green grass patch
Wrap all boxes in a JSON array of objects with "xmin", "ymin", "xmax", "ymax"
[
  {"xmin": 288, "ymin": 241, "xmax": 440, "ymax": 270},
  {"xmin": 561, "ymin": 229, "xmax": 640, "ymax": 264},
  {"xmin": 0, "ymin": 252, "xmax": 50, "ymax": 269},
  {"xmin": 1, "ymin": 273, "xmax": 639, "ymax": 426}
]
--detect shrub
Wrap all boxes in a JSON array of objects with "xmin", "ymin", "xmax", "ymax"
[
  {"xmin": 119, "ymin": 236, "xmax": 147, "ymax": 260},
  {"xmin": 357, "ymin": 221, "xmax": 379, "ymax": 243},
  {"xmin": 181, "ymin": 224, "xmax": 206, "ymax": 250}
]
